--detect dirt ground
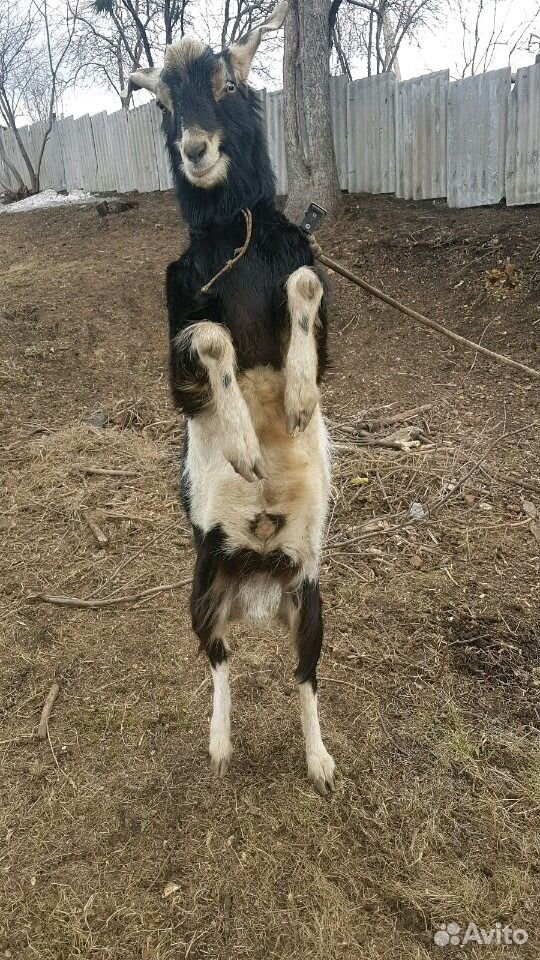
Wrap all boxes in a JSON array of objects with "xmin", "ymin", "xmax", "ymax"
[{"xmin": 1, "ymin": 191, "xmax": 539, "ymax": 959}]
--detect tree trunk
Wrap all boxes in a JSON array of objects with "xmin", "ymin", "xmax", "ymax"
[
  {"xmin": 10, "ymin": 124, "xmax": 38, "ymax": 192},
  {"xmin": 0, "ymin": 135, "xmax": 26, "ymax": 191},
  {"xmin": 283, "ymin": 0, "xmax": 341, "ymax": 222}
]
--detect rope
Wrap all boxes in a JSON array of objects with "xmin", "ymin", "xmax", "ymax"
[
  {"xmin": 197, "ymin": 213, "xmax": 538, "ymax": 382},
  {"xmin": 200, "ymin": 209, "xmax": 253, "ymax": 294},
  {"xmin": 313, "ymin": 247, "xmax": 540, "ymax": 382}
]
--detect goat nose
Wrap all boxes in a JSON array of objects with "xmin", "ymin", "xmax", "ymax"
[{"xmin": 185, "ymin": 140, "xmax": 207, "ymax": 164}]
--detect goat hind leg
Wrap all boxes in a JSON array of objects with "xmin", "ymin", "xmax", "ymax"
[
  {"xmin": 290, "ymin": 580, "xmax": 335, "ymax": 795},
  {"xmin": 208, "ymin": 641, "xmax": 232, "ymax": 777},
  {"xmin": 284, "ymin": 267, "xmax": 324, "ymax": 436},
  {"xmin": 191, "ymin": 541, "xmax": 233, "ymax": 777}
]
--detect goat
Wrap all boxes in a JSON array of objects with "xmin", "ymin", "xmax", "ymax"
[{"xmin": 128, "ymin": 0, "xmax": 336, "ymax": 795}]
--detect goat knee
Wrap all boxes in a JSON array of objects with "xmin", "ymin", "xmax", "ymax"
[
  {"xmin": 286, "ymin": 266, "xmax": 323, "ymax": 316},
  {"xmin": 176, "ymin": 320, "xmax": 232, "ymax": 365}
]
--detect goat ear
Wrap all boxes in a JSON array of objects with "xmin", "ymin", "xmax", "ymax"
[
  {"xmin": 125, "ymin": 67, "xmax": 162, "ymax": 98},
  {"xmin": 228, "ymin": 0, "xmax": 288, "ymax": 83}
]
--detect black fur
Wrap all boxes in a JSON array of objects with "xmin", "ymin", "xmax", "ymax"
[
  {"xmin": 192, "ymin": 524, "xmax": 299, "ymax": 582},
  {"xmin": 161, "ymin": 47, "xmax": 329, "ymax": 414},
  {"xmin": 190, "ymin": 526, "xmax": 228, "ymax": 666},
  {"xmin": 190, "ymin": 523, "xmax": 301, "ymax": 666},
  {"xmin": 294, "ymin": 580, "xmax": 323, "ymax": 691}
]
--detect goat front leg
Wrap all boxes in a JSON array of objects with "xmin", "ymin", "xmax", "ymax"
[
  {"xmin": 284, "ymin": 267, "xmax": 324, "ymax": 436},
  {"xmin": 175, "ymin": 321, "xmax": 265, "ymax": 482}
]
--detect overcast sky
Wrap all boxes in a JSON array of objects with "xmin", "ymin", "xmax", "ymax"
[{"xmin": 63, "ymin": 1, "xmax": 538, "ymax": 119}]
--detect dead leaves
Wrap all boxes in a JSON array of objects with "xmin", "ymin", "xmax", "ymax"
[{"xmin": 484, "ymin": 258, "xmax": 521, "ymax": 299}]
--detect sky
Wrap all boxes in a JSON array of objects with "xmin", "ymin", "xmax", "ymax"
[{"xmin": 62, "ymin": 1, "xmax": 539, "ymax": 119}]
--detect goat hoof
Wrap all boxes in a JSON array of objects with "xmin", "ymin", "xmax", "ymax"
[
  {"xmin": 209, "ymin": 741, "xmax": 232, "ymax": 778},
  {"xmin": 229, "ymin": 456, "xmax": 266, "ymax": 483},
  {"xmin": 286, "ymin": 410, "xmax": 313, "ymax": 436},
  {"xmin": 307, "ymin": 749, "xmax": 336, "ymax": 797},
  {"xmin": 210, "ymin": 749, "xmax": 232, "ymax": 780},
  {"xmin": 284, "ymin": 384, "xmax": 318, "ymax": 436},
  {"xmin": 223, "ymin": 433, "xmax": 266, "ymax": 483}
]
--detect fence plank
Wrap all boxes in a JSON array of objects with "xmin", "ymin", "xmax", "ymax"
[
  {"xmin": 148, "ymin": 102, "xmax": 173, "ymax": 191},
  {"xmin": 347, "ymin": 72, "xmax": 397, "ymax": 194},
  {"xmin": 506, "ymin": 63, "xmax": 540, "ymax": 206},
  {"xmin": 396, "ymin": 70, "xmax": 448, "ymax": 200},
  {"xmin": 126, "ymin": 103, "xmax": 161, "ymax": 193},
  {"xmin": 447, "ymin": 68, "xmax": 511, "ymax": 208},
  {"xmin": 38, "ymin": 121, "xmax": 66, "ymax": 190},
  {"xmin": 330, "ymin": 75, "xmax": 348, "ymax": 190},
  {"xmin": 61, "ymin": 115, "xmax": 98, "ymax": 191},
  {"xmin": 0, "ymin": 128, "xmax": 24, "ymax": 189},
  {"xmin": 89, "ymin": 112, "xmax": 113, "ymax": 192}
]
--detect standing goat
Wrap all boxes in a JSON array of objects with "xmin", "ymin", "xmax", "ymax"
[{"xmin": 128, "ymin": 1, "xmax": 335, "ymax": 795}]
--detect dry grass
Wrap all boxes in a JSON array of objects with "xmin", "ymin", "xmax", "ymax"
[{"xmin": 1, "ymin": 193, "xmax": 539, "ymax": 959}]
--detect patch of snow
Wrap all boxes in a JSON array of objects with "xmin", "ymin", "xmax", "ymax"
[{"xmin": 0, "ymin": 189, "xmax": 98, "ymax": 213}]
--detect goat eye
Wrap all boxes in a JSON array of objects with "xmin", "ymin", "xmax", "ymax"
[
  {"xmin": 156, "ymin": 100, "xmax": 165, "ymax": 111},
  {"xmin": 225, "ymin": 80, "xmax": 236, "ymax": 93}
]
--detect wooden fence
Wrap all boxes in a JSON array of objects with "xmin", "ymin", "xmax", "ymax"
[{"xmin": 1, "ymin": 64, "xmax": 539, "ymax": 208}]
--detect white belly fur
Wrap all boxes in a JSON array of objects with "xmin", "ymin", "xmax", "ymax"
[{"xmin": 184, "ymin": 366, "xmax": 331, "ymax": 584}]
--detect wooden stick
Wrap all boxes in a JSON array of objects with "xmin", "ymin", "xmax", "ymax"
[
  {"xmin": 37, "ymin": 683, "xmax": 60, "ymax": 740},
  {"xmin": 503, "ymin": 472, "xmax": 540, "ymax": 496},
  {"xmin": 81, "ymin": 467, "xmax": 138, "ymax": 477},
  {"xmin": 81, "ymin": 511, "xmax": 109, "ymax": 546},
  {"xmin": 29, "ymin": 578, "xmax": 192, "ymax": 610},
  {"xmin": 357, "ymin": 403, "xmax": 432, "ymax": 431},
  {"xmin": 316, "ymin": 252, "xmax": 540, "ymax": 381}
]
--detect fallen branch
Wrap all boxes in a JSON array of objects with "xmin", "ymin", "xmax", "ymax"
[
  {"xmin": 357, "ymin": 404, "xmax": 432, "ymax": 431},
  {"xmin": 333, "ymin": 426, "xmax": 432, "ymax": 452},
  {"xmin": 29, "ymin": 578, "xmax": 192, "ymax": 610},
  {"xmin": 316, "ymin": 252, "xmax": 540, "ymax": 381},
  {"xmin": 81, "ymin": 511, "xmax": 109, "ymax": 546},
  {"xmin": 37, "ymin": 683, "xmax": 60, "ymax": 740},
  {"xmin": 357, "ymin": 426, "xmax": 431, "ymax": 451},
  {"xmin": 81, "ymin": 467, "xmax": 138, "ymax": 477},
  {"xmin": 501, "ymin": 473, "xmax": 540, "ymax": 496}
]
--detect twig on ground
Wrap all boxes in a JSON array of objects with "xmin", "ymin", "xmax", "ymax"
[
  {"xmin": 319, "ymin": 675, "xmax": 359, "ymax": 689},
  {"xmin": 37, "ymin": 683, "xmax": 60, "ymax": 740},
  {"xmin": 497, "ymin": 473, "xmax": 540, "ymax": 496},
  {"xmin": 81, "ymin": 467, "xmax": 138, "ymax": 477},
  {"xmin": 81, "ymin": 511, "xmax": 109, "ymax": 546},
  {"xmin": 29, "ymin": 578, "xmax": 192, "ymax": 610},
  {"xmin": 428, "ymin": 421, "xmax": 539, "ymax": 520},
  {"xmin": 357, "ymin": 404, "xmax": 432, "ymax": 431},
  {"xmin": 85, "ymin": 521, "xmax": 178, "ymax": 600}
]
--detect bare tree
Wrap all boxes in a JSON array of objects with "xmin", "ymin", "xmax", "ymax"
[
  {"xmin": 0, "ymin": 0, "xmax": 78, "ymax": 193},
  {"xmin": 454, "ymin": 0, "xmax": 540, "ymax": 77},
  {"xmin": 282, "ymin": 0, "xmax": 439, "ymax": 220},
  {"xmin": 34, "ymin": 0, "xmax": 79, "ymax": 182},
  {"xmin": 330, "ymin": 0, "xmax": 439, "ymax": 79},
  {"xmin": 70, "ymin": 0, "xmax": 147, "ymax": 105},
  {"xmin": 0, "ymin": 1, "xmax": 41, "ymax": 191},
  {"xmin": 90, "ymin": 0, "xmax": 192, "ymax": 69}
]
